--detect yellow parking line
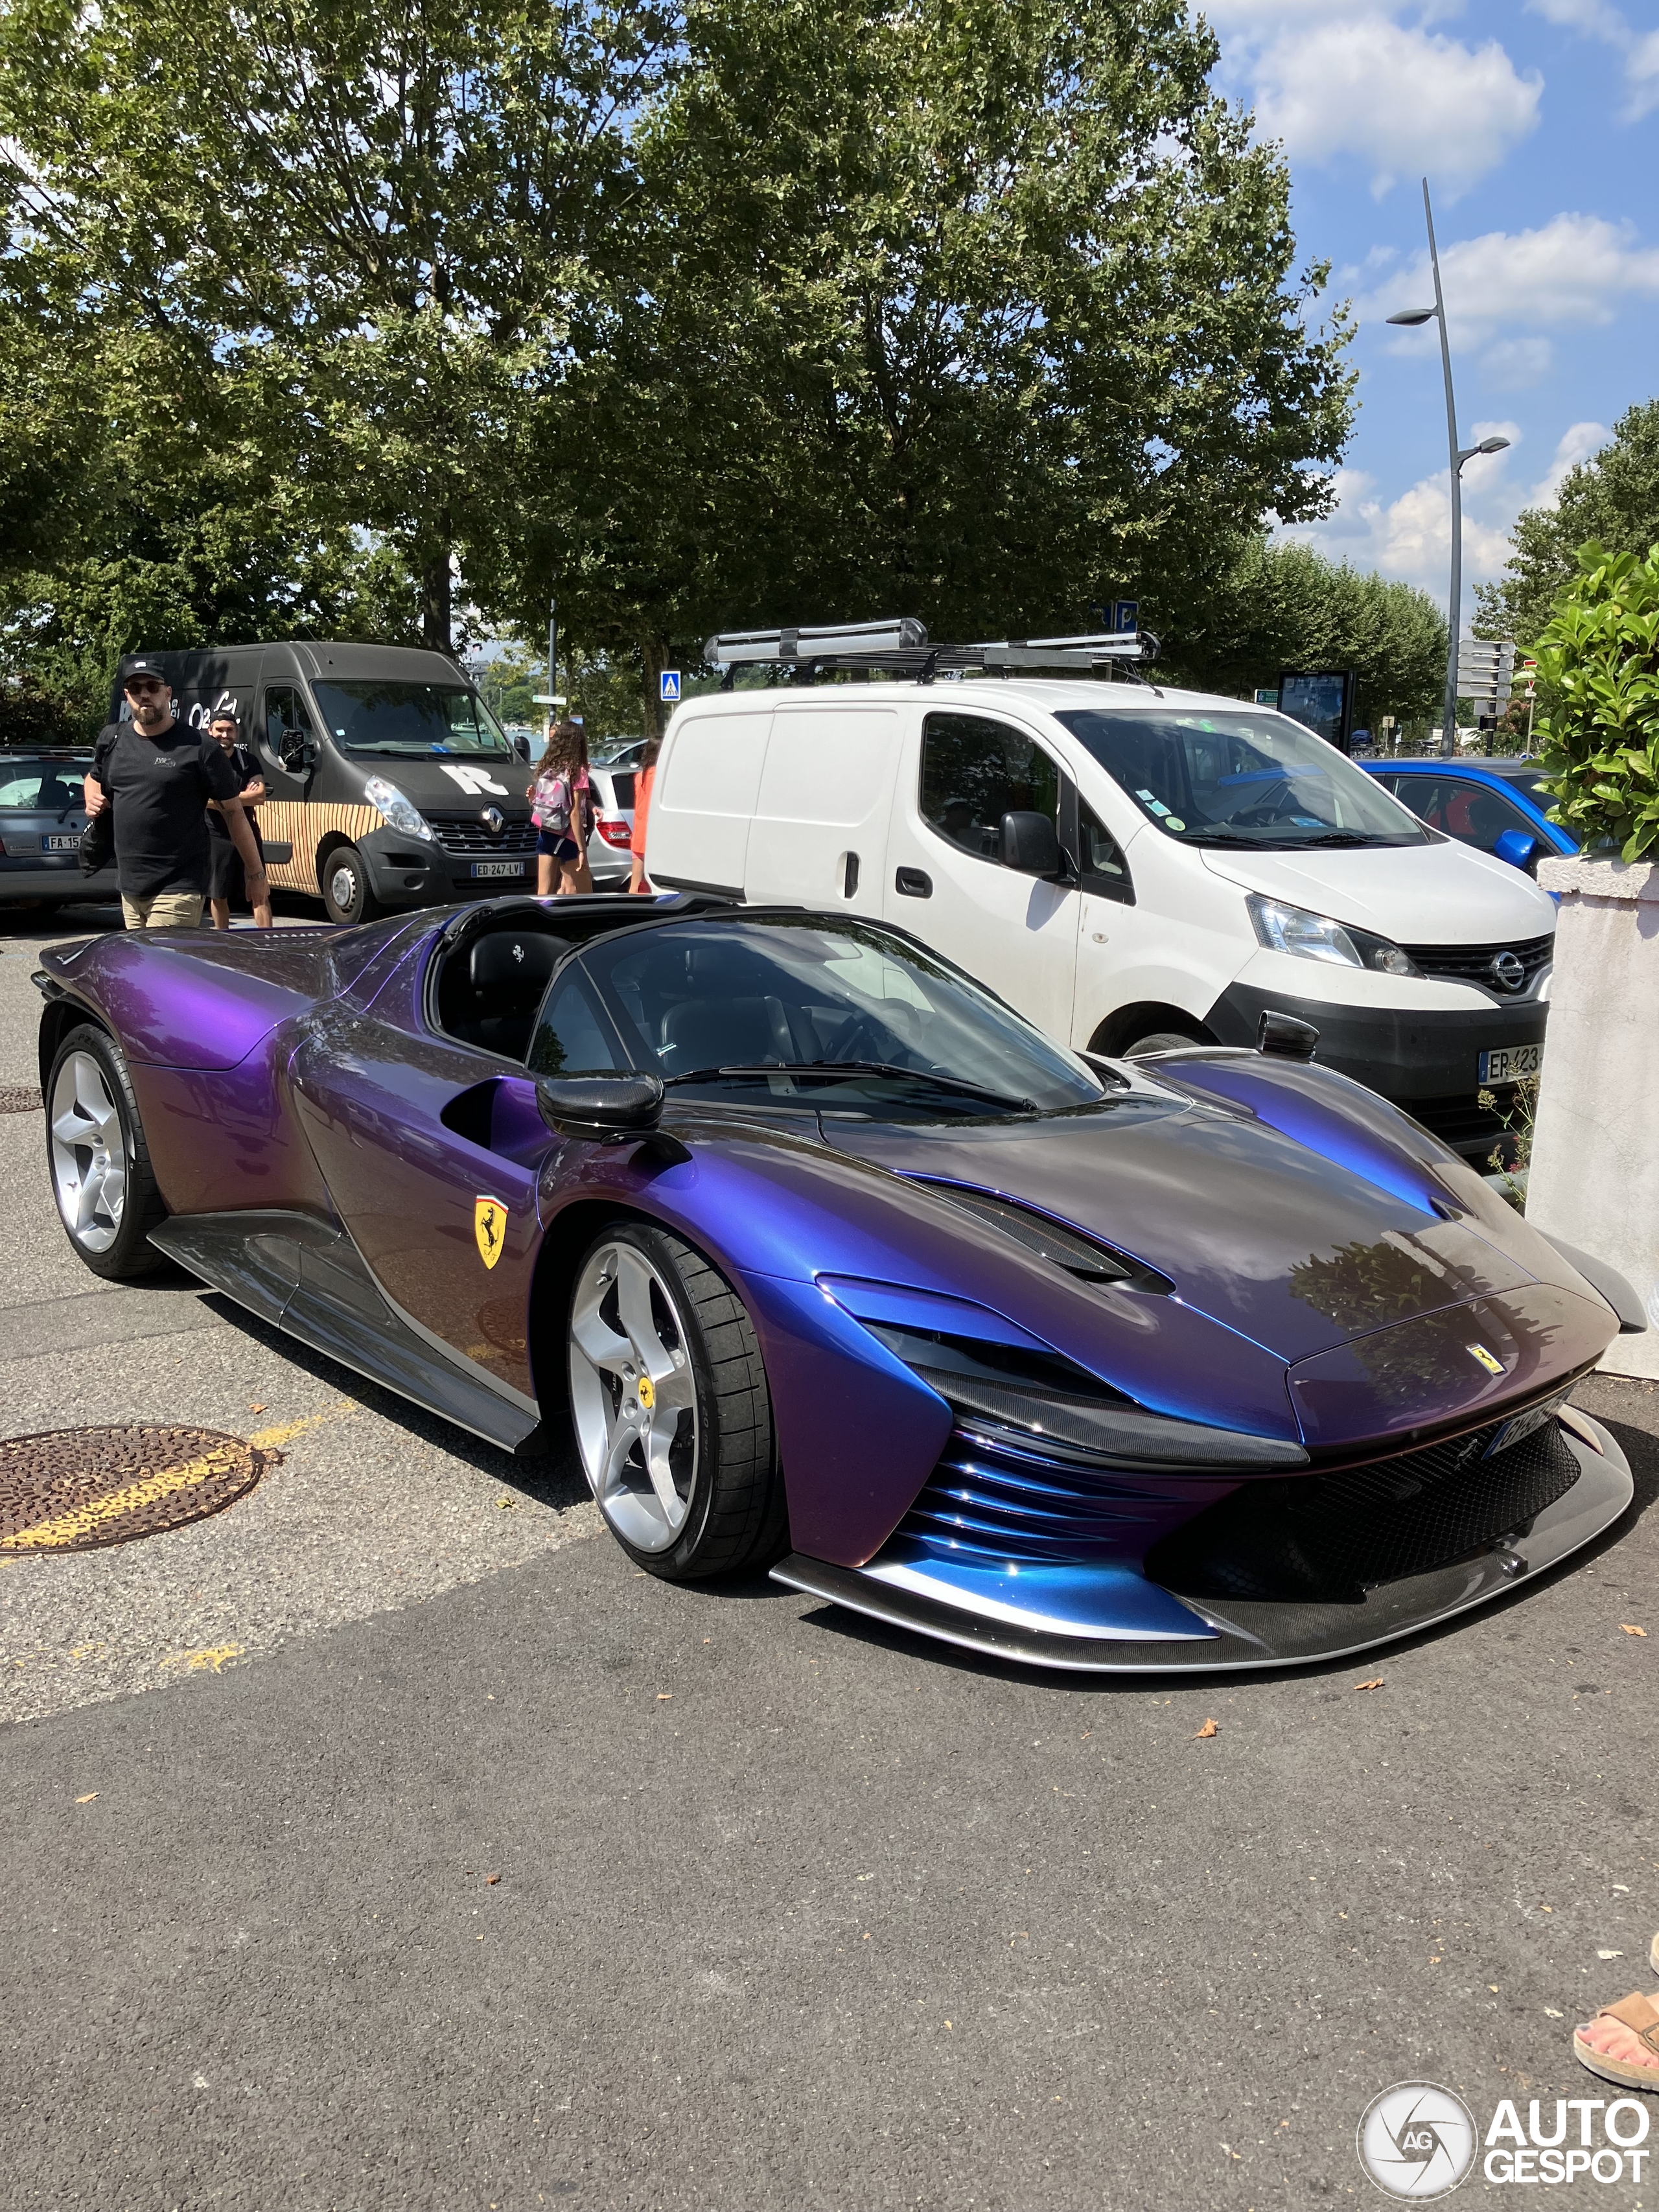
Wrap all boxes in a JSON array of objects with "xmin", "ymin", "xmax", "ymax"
[{"xmin": 0, "ymin": 1399, "xmax": 358, "ymax": 1554}]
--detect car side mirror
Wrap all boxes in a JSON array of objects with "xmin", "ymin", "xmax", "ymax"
[
  {"xmin": 509, "ymin": 734, "xmax": 531, "ymax": 764},
  {"xmin": 1000, "ymin": 811, "xmax": 1063, "ymax": 878},
  {"xmin": 1492, "ymin": 828, "xmax": 1538, "ymax": 872},
  {"xmin": 1257, "ymin": 1010, "xmax": 1319, "ymax": 1061},
  {"xmin": 282, "ymin": 735, "xmax": 318, "ymax": 774},
  {"xmin": 537, "ymin": 1073, "xmax": 665, "ymax": 1141}
]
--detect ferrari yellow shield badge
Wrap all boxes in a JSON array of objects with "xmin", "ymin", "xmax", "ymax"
[
  {"xmin": 1467, "ymin": 1343, "xmax": 1504, "ymax": 1376},
  {"xmin": 474, "ymin": 1196, "xmax": 508, "ymax": 1270}
]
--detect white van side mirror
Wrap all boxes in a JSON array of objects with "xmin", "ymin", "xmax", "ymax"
[{"xmin": 1000, "ymin": 811, "xmax": 1063, "ymax": 878}]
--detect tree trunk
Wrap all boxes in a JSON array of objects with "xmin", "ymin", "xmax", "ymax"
[{"xmin": 421, "ymin": 553, "xmax": 453, "ymax": 653}]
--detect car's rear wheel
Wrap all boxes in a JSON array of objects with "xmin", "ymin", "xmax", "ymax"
[
  {"xmin": 46, "ymin": 1025, "xmax": 167, "ymax": 1279},
  {"xmin": 566, "ymin": 1222, "xmax": 785, "ymax": 1579},
  {"xmin": 320, "ymin": 843, "xmax": 385, "ymax": 926}
]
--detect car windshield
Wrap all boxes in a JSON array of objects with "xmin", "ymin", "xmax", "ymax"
[
  {"xmin": 312, "ymin": 681, "xmax": 512, "ymax": 757},
  {"xmin": 0, "ymin": 759, "xmax": 87, "ymax": 810},
  {"xmin": 558, "ymin": 916, "xmax": 1107, "ymax": 1118},
  {"xmin": 1056, "ymin": 708, "xmax": 1430, "ymax": 848}
]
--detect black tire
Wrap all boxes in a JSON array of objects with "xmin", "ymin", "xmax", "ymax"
[
  {"xmin": 45, "ymin": 1023, "xmax": 168, "ymax": 1279},
  {"xmin": 1124, "ymin": 1027, "xmax": 1208, "ymax": 1058},
  {"xmin": 566, "ymin": 1220, "xmax": 786, "ymax": 1581},
  {"xmin": 319, "ymin": 842, "xmax": 385, "ymax": 925}
]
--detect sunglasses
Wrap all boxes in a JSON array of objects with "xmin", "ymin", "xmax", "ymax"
[{"xmin": 126, "ymin": 679, "xmax": 166, "ymax": 695}]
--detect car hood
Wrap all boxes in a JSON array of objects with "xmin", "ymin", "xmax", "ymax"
[
  {"xmin": 356, "ymin": 757, "xmax": 531, "ymax": 812},
  {"xmin": 819, "ymin": 1095, "xmax": 1557, "ymax": 1365},
  {"xmin": 1198, "ymin": 840, "xmax": 1555, "ymax": 943}
]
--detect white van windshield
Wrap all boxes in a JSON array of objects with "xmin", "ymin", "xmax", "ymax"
[
  {"xmin": 312, "ymin": 681, "xmax": 513, "ymax": 758},
  {"xmin": 1055, "ymin": 708, "xmax": 1431, "ymax": 850}
]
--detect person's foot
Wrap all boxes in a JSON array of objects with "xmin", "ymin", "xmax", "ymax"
[{"xmin": 1575, "ymin": 1944, "xmax": 1659, "ymax": 2091}]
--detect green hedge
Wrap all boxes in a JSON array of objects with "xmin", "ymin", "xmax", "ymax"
[{"xmin": 1535, "ymin": 541, "xmax": 1659, "ymax": 861}]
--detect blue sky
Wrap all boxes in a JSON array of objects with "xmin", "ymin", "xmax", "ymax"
[{"xmin": 1206, "ymin": 0, "xmax": 1659, "ymax": 612}]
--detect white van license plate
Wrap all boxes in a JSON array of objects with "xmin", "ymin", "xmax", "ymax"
[
  {"xmin": 470, "ymin": 860, "xmax": 524, "ymax": 879},
  {"xmin": 1479, "ymin": 1043, "xmax": 1542, "ymax": 1084}
]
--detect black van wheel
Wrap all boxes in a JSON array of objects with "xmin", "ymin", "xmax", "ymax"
[{"xmin": 321, "ymin": 843, "xmax": 385, "ymax": 926}]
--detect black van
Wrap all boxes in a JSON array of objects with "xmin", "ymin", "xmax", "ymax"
[{"xmin": 109, "ymin": 642, "xmax": 539, "ymax": 922}]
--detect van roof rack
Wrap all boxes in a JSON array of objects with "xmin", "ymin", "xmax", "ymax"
[{"xmin": 703, "ymin": 617, "xmax": 1161, "ymax": 686}]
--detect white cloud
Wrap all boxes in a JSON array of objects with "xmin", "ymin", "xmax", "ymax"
[
  {"xmin": 1361, "ymin": 212, "xmax": 1659, "ymax": 382},
  {"xmin": 1527, "ymin": 0, "xmax": 1659, "ymax": 119},
  {"xmin": 1279, "ymin": 421, "xmax": 1610, "ymax": 601},
  {"xmin": 1224, "ymin": 12, "xmax": 1542, "ymax": 196}
]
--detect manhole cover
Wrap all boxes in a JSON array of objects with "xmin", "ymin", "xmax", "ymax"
[
  {"xmin": 0, "ymin": 1426, "xmax": 268, "ymax": 1553},
  {"xmin": 0, "ymin": 1084, "xmax": 40, "ymax": 1113}
]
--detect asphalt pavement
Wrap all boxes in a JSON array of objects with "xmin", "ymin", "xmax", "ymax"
[{"xmin": 2, "ymin": 902, "xmax": 1656, "ymax": 2212}]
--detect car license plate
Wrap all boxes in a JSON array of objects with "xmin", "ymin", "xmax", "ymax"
[
  {"xmin": 1479, "ymin": 1043, "xmax": 1542, "ymax": 1084},
  {"xmin": 43, "ymin": 833, "xmax": 78, "ymax": 852},
  {"xmin": 470, "ymin": 859, "xmax": 524, "ymax": 879}
]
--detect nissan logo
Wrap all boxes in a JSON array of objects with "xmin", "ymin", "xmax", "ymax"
[
  {"xmin": 1490, "ymin": 949, "xmax": 1526, "ymax": 992},
  {"xmin": 481, "ymin": 807, "xmax": 504, "ymax": 835}
]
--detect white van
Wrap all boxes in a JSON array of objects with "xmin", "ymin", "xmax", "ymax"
[{"xmin": 643, "ymin": 670, "xmax": 1557, "ymax": 1163}]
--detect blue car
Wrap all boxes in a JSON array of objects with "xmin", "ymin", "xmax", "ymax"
[{"xmin": 1361, "ymin": 759, "xmax": 1578, "ymax": 877}]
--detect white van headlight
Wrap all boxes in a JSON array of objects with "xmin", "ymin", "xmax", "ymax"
[
  {"xmin": 364, "ymin": 775, "xmax": 435, "ymax": 843},
  {"xmin": 1247, "ymin": 894, "xmax": 1420, "ymax": 977}
]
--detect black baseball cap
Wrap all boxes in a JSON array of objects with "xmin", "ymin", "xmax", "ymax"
[{"xmin": 122, "ymin": 658, "xmax": 171, "ymax": 687}]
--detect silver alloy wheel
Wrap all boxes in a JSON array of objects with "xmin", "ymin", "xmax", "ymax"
[
  {"xmin": 568, "ymin": 1240, "xmax": 699, "ymax": 1554},
  {"xmin": 50, "ymin": 1050, "xmax": 128, "ymax": 1253},
  {"xmin": 329, "ymin": 859, "xmax": 357, "ymax": 914}
]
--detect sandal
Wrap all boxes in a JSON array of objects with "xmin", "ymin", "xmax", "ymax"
[{"xmin": 1575, "ymin": 1990, "xmax": 1659, "ymax": 2091}]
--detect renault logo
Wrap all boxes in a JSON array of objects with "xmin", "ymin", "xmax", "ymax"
[
  {"xmin": 482, "ymin": 806, "xmax": 504, "ymax": 835},
  {"xmin": 1489, "ymin": 949, "xmax": 1525, "ymax": 992}
]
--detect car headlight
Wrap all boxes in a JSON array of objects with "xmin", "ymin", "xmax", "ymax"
[
  {"xmin": 364, "ymin": 775, "xmax": 435, "ymax": 844},
  {"xmin": 1246, "ymin": 894, "xmax": 1419, "ymax": 977}
]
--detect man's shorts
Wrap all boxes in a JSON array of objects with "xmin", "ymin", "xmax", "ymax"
[{"xmin": 121, "ymin": 891, "xmax": 205, "ymax": 929}]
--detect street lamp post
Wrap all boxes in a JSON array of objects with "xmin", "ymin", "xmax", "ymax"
[{"xmin": 1387, "ymin": 178, "xmax": 1509, "ymax": 757}]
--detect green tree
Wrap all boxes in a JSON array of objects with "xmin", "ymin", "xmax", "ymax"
[
  {"xmin": 1531, "ymin": 541, "xmax": 1659, "ymax": 860},
  {"xmin": 1161, "ymin": 536, "xmax": 1447, "ymax": 729},
  {"xmin": 505, "ymin": 0, "xmax": 1354, "ymax": 732},
  {"xmin": 1477, "ymin": 400, "xmax": 1659, "ymax": 649}
]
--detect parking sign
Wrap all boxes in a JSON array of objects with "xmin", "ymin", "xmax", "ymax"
[
  {"xmin": 1113, "ymin": 600, "xmax": 1139, "ymax": 635},
  {"xmin": 660, "ymin": 669, "xmax": 680, "ymax": 704}
]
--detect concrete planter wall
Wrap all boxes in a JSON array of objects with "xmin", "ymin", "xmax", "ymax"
[{"xmin": 1527, "ymin": 854, "xmax": 1659, "ymax": 1378}]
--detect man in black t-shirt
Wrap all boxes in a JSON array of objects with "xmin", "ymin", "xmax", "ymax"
[
  {"xmin": 84, "ymin": 660, "xmax": 267, "ymax": 929},
  {"xmin": 205, "ymin": 708, "xmax": 272, "ymax": 930}
]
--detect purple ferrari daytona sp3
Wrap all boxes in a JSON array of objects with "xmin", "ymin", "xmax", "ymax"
[{"xmin": 34, "ymin": 894, "xmax": 1640, "ymax": 1672}]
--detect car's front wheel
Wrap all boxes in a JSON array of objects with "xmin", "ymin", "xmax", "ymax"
[
  {"xmin": 320, "ymin": 843, "xmax": 385, "ymax": 926},
  {"xmin": 566, "ymin": 1222, "xmax": 785, "ymax": 1579},
  {"xmin": 46, "ymin": 1024, "xmax": 167, "ymax": 1279}
]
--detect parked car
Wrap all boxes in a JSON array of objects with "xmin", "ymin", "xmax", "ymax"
[
  {"xmin": 645, "ymin": 677, "xmax": 1558, "ymax": 1163},
  {"xmin": 33, "ymin": 892, "xmax": 1639, "ymax": 1671},
  {"xmin": 586, "ymin": 761, "xmax": 636, "ymax": 887},
  {"xmin": 1363, "ymin": 758, "xmax": 1577, "ymax": 876},
  {"xmin": 0, "ymin": 750, "xmax": 119, "ymax": 908}
]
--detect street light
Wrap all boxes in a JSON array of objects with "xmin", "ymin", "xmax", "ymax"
[{"xmin": 1387, "ymin": 178, "xmax": 1511, "ymax": 756}]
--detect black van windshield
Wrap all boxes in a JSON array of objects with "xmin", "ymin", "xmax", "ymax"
[
  {"xmin": 1054, "ymin": 707, "xmax": 1430, "ymax": 849},
  {"xmin": 312, "ymin": 681, "xmax": 513, "ymax": 758}
]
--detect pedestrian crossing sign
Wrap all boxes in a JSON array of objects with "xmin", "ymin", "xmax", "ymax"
[{"xmin": 660, "ymin": 670, "xmax": 680, "ymax": 703}]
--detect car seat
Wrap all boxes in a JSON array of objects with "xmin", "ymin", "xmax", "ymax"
[{"xmin": 466, "ymin": 930, "xmax": 561, "ymax": 1058}]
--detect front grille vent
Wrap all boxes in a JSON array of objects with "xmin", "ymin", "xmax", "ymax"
[
  {"xmin": 426, "ymin": 810, "xmax": 539, "ymax": 855},
  {"xmin": 896, "ymin": 1424, "xmax": 1168, "ymax": 1566},
  {"xmin": 1146, "ymin": 1415, "xmax": 1581, "ymax": 1605},
  {"xmin": 1401, "ymin": 933, "xmax": 1553, "ymax": 991}
]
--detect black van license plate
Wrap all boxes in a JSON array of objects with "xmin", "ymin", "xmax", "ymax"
[{"xmin": 470, "ymin": 860, "xmax": 525, "ymax": 879}]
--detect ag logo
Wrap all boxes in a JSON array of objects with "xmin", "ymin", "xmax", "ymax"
[
  {"xmin": 1358, "ymin": 2082, "xmax": 1477, "ymax": 2199},
  {"xmin": 474, "ymin": 1196, "xmax": 508, "ymax": 1270}
]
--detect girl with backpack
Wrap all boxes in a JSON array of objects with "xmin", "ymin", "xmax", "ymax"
[{"xmin": 528, "ymin": 719, "xmax": 594, "ymax": 896}]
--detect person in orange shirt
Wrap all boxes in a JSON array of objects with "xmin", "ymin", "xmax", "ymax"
[{"xmin": 628, "ymin": 736, "xmax": 660, "ymax": 894}]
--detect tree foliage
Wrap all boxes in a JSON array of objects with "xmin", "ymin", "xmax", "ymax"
[
  {"xmin": 1477, "ymin": 400, "xmax": 1659, "ymax": 649},
  {"xmin": 1532, "ymin": 541, "xmax": 1659, "ymax": 861},
  {"xmin": 1159, "ymin": 536, "xmax": 1446, "ymax": 727}
]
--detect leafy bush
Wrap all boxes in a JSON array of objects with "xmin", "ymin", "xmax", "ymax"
[{"xmin": 1534, "ymin": 541, "xmax": 1659, "ymax": 859}]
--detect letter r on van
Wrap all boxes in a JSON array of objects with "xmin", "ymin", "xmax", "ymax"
[{"xmin": 440, "ymin": 763, "xmax": 511, "ymax": 798}]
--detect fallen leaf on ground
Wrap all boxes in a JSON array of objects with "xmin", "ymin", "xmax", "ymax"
[
  {"xmin": 1544, "ymin": 2008, "xmax": 1564, "ymax": 2018},
  {"xmin": 1619, "ymin": 1623, "xmax": 1646, "ymax": 1636},
  {"xmin": 247, "ymin": 1403, "xmax": 267, "ymax": 1414},
  {"xmin": 1352, "ymin": 1678, "xmax": 1385, "ymax": 1692},
  {"xmin": 1194, "ymin": 1717, "xmax": 1218, "ymax": 1738},
  {"xmin": 1597, "ymin": 1949, "xmax": 1623, "ymax": 1959},
  {"xmin": 74, "ymin": 1791, "xmax": 97, "ymax": 1804},
  {"xmin": 656, "ymin": 1692, "xmax": 673, "ymax": 1701},
  {"xmin": 485, "ymin": 1874, "xmax": 500, "ymax": 1886}
]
